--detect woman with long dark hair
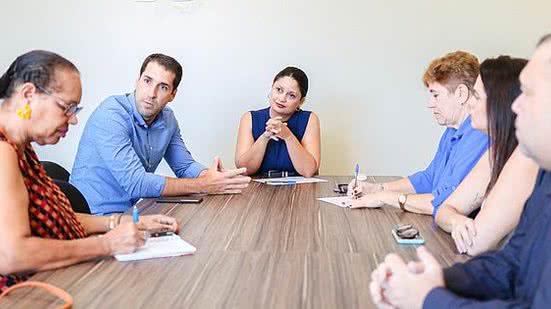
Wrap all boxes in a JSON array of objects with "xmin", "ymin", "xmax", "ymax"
[{"xmin": 435, "ymin": 56, "xmax": 539, "ymax": 255}]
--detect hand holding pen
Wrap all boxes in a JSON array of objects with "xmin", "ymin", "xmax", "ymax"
[
  {"xmin": 132, "ymin": 205, "xmax": 180, "ymax": 235},
  {"xmin": 102, "ymin": 211, "xmax": 147, "ymax": 255},
  {"xmin": 348, "ymin": 164, "xmax": 363, "ymax": 199},
  {"xmin": 354, "ymin": 163, "xmax": 359, "ymax": 190},
  {"xmin": 115, "ymin": 203, "xmax": 179, "ymax": 234},
  {"xmin": 347, "ymin": 167, "xmax": 384, "ymax": 198}
]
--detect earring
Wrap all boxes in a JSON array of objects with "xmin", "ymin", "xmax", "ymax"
[{"xmin": 16, "ymin": 102, "xmax": 32, "ymax": 120}]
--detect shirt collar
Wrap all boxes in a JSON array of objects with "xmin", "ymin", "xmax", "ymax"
[
  {"xmin": 450, "ymin": 115, "xmax": 473, "ymax": 142},
  {"xmin": 128, "ymin": 92, "xmax": 166, "ymax": 129}
]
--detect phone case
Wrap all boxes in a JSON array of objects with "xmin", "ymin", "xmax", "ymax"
[
  {"xmin": 333, "ymin": 184, "xmax": 348, "ymax": 194},
  {"xmin": 391, "ymin": 228, "xmax": 425, "ymax": 245}
]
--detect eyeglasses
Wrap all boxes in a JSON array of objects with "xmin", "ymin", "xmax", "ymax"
[{"xmin": 36, "ymin": 85, "xmax": 83, "ymax": 116}]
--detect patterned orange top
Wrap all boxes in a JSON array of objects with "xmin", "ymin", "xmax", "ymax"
[{"xmin": 0, "ymin": 132, "xmax": 87, "ymax": 292}]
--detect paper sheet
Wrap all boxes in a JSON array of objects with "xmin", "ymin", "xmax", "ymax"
[
  {"xmin": 254, "ymin": 176, "xmax": 328, "ymax": 185},
  {"xmin": 317, "ymin": 196, "xmax": 354, "ymax": 208},
  {"xmin": 115, "ymin": 234, "xmax": 196, "ymax": 261}
]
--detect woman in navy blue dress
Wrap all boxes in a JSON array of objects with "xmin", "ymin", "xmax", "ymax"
[{"xmin": 235, "ymin": 67, "xmax": 321, "ymax": 177}]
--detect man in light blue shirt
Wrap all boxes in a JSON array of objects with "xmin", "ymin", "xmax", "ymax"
[
  {"xmin": 70, "ymin": 54, "xmax": 250, "ymax": 215},
  {"xmin": 349, "ymin": 51, "xmax": 488, "ymax": 215}
]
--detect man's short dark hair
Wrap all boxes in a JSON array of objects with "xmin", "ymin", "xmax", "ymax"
[
  {"xmin": 537, "ymin": 33, "xmax": 551, "ymax": 47},
  {"xmin": 140, "ymin": 53, "xmax": 182, "ymax": 91}
]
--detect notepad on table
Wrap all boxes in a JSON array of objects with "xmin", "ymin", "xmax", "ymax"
[
  {"xmin": 317, "ymin": 196, "xmax": 354, "ymax": 208},
  {"xmin": 115, "ymin": 234, "xmax": 196, "ymax": 261}
]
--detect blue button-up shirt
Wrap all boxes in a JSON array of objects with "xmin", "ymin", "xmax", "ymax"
[
  {"xmin": 408, "ymin": 116, "xmax": 489, "ymax": 216},
  {"xmin": 424, "ymin": 169, "xmax": 551, "ymax": 308},
  {"xmin": 70, "ymin": 93, "xmax": 206, "ymax": 215}
]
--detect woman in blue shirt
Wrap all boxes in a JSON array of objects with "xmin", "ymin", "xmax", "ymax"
[
  {"xmin": 235, "ymin": 67, "xmax": 321, "ymax": 177},
  {"xmin": 434, "ymin": 56, "xmax": 538, "ymax": 255},
  {"xmin": 349, "ymin": 51, "xmax": 489, "ymax": 215}
]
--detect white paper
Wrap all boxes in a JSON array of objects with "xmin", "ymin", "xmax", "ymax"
[
  {"xmin": 317, "ymin": 196, "xmax": 354, "ymax": 208},
  {"xmin": 254, "ymin": 176, "xmax": 328, "ymax": 184},
  {"xmin": 115, "ymin": 234, "xmax": 196, "ymax": 261}
]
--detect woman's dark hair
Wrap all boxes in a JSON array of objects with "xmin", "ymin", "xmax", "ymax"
[
  {"xmin": 538, "ymin": 32, "xmax": 551, "ymax": 46},
  {"xmin": 480, "ymin": 55, "xmax": 528, "ymax": 195},
  {"xmin": 273, "ymin": 66, "xmax": 309, "ymax": 98},
  {"xmin": 0, "ymin": 50, "xmax": 79, "ymax": 99}
]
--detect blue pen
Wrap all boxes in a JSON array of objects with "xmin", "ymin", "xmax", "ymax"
[
  {"xmin": 266, "ymin": 180, "xmax": 296, "ymax": 185},
  {"xmin": 354, "ymin": 163, "xmax": 360, "ymax": 190},
  {"xmin": 132, "ymin": 205, "xmax": 139, "ymax": 223}
]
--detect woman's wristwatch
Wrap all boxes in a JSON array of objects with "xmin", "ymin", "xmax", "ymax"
[{"xmin": 398, "ymin": 193, "xmax": 408, "ymax": 212}]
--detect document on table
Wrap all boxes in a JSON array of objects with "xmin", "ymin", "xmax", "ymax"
[
  {"xmin": 115, "ymin": 234, "xmax": 196, "ymax": 261},
  {"xmin": 317, "ymin": 196, "xmax": 354, "ymax": 208},
  {"xmin": 254, "ymin": 176, "xmax": 328, "ymax": 185}
]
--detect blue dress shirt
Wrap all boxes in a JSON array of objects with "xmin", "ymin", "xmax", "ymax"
[
  {"xmin": 408, "ymin": 116, "xmax": 489, "ymax": 216},
  {"xmin": 424, "ymin": 169, "xmax": 551, "ymax": 308},
  {"xmin": 70, "ymin": 93, "xmax": 206, "ymax": 215}
]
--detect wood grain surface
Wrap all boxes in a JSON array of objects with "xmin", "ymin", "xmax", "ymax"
[{"xmin": 3, "ymin": 176, "xmax": 468, "ymax": 308}]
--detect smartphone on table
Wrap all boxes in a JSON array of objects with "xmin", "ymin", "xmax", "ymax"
[
  {"xmin": 333, "ymin": 183, "xmax": 349, "ymax": 194},
  {"xmin": 392, "ymin": 224, "xmax": 425, "ymax": 245}
]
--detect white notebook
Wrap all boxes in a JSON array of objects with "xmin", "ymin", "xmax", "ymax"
[
  {"xmin": 115, "ymin": 234, "xmax": 196, "ymax": 262},
  {"xmin": 317, "ymin": 196, "xmax": 353, "ymax": 208}
]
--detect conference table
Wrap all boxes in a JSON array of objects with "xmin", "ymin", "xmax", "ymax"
[{"xmin": 6, "ymin": 176, "xmax": 468, "ymax": 308}]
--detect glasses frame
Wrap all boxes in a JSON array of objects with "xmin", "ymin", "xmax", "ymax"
[{"xmin": 36, "ymin": 85, "xmax": 83, "ymax": 116}]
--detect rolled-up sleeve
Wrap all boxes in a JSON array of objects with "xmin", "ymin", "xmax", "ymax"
[
  {"xmin": 409, "ymin": 158, "xmax": 437, "ymax": 194},
  {"xmin": 431, "ymin": 185, "xmax": 458, "ymax": 212},
  {"xmin": 91, "ymin": 108, "xmax": 166, "ymax": 198},
  {"xmin": 409, "ymin": 134, "xmax": 445, "ymax": 194},
  {"xmin": 164, "ymin": 124, "xmax": 207, "ymax": 179}
]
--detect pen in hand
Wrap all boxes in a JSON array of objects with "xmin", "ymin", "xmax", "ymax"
[
  {"xmin": 132, "ymin": 204, "xmax": 149, "ymax": 242},
  {"xmin": 352, "ymin": 163, "xmax": 363, "ymax": 199},
  {"xmin": 354, "ymin": 163, "xmax": 359, "ymax": 190}
]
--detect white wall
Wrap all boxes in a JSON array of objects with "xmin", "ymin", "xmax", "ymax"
[{"xmin": 1, "ymin": 0, "xmax": 550, "ymax": 176}]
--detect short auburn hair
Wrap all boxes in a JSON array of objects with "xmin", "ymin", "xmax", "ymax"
[{"xmin": 422, "ymin": 51, "xmax": 479, "ymax": 93}]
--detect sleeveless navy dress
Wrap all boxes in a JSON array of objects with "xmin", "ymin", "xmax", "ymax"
[{"xmin": 251, "ymin": 107, "xmax": 311, "ymax": 176}]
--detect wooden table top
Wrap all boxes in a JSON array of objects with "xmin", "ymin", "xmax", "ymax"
[{"xmin": 4, "ymin": 176, "xmax": 468, "ymax": 308}]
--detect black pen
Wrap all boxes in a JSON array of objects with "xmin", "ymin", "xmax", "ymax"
[{"xmin": 150, "ymin": 231, "xmax": 174, "ymax": 237}]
